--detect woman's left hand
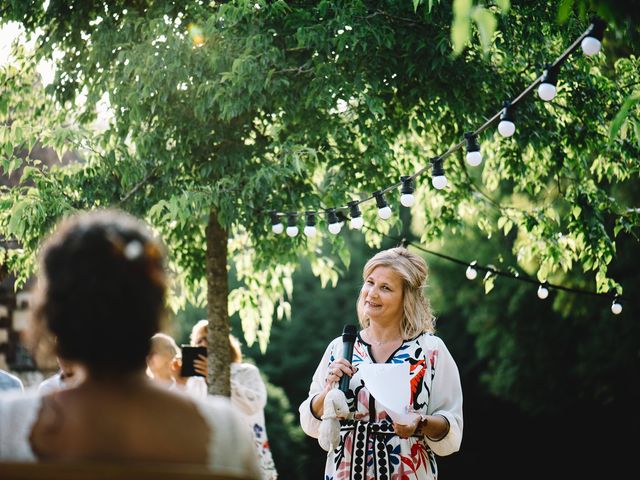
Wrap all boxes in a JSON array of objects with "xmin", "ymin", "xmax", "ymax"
[
  {"xmin": 193, "ymin": 354, "xmax": 208, "ymax": 377},
  {"xmin": 393, "ymin": 415, "xmax": 421, "ymax": 439}
]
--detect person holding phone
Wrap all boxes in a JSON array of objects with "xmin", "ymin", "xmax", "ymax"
[
  {"xmin": 0, "ymin": 209, "xmax": 260, "ymax": 478},
  {"xmin": 187, "ymin": 320, "xmax": 278, "ymax": 480}
]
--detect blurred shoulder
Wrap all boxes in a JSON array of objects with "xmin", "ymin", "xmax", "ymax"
[{"xmin": 0, "ymin": 370, "xmax": 24, "ymax": 392}]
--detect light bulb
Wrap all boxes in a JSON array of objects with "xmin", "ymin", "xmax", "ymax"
[
  {"xmin": 538, "ymin": 83, "xmax": 557, "ymax": 101},
  {"xmin": 581, "ymin": 36, "xmax": 601, "ymax": 56},
  {"xmin": 611, "ymin": 300, "xmax": 622, "ymax": 315},
  {"xmin": 432, "ymin": 175, "xmax": 448, "ymax": 190},
  {"xmin": 537, "ymin": 285, "xmax": 549, "ymax": 299},
  {"xmin": 350, "ymin": 216, "xmax": 364, "ymax": 229},
  {"xmin": 378, "ymin": 206, "xmax": 392, "ymax": 219},
  {"xmin": 286, "ymin": 226, "xmax": 298, "ymax": 237},
  {"xmin": 465, "ymin": 266, "xmax": 478, "ymax": 280},
  {"xmin": 400, "ymin": 193, "xmax": 415, "ymax": 207},
  {"xmin": 400, "ymin": 176, "xmax": 416, "ymax": 207},
  {"xmin": 304, "ymin": 212, "xmax": 316, "ymax": 237},
  {"xmin": 498, "ymin": 120, "xmax": 515, "ymax": 137},
  {"xmin": 466, "ymin": 151, "xmax": 482, "ymax": 167},
  {"xmin": 328, "ymin": 222, "xmax": 341, "ymax": 235},
  {"xmin": 272, "ymin": 223, "xmax": 283, "ymax": 234}
]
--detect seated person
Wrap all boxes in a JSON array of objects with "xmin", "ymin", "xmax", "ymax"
[
  {"xmin": 0, "ymin": 369, "xmax": 23, "ymax": 393},
  {"xmin": 38, "ymin": 357, "xmax": 86, "ymax": 394},
  {"xmin": 0, "ymin": 208, "xmax": 260, "ymax": 478},
  {"xmin": 146, "ymin": 333, "xmax": 180, "ymax": 388}
]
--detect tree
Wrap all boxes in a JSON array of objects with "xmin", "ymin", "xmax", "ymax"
[{"xmin": 1, "ymin": 1, "xmax": 638, "ymax": 399}]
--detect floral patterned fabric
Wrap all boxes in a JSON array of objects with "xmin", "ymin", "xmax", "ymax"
[
  {"xmin": 299, "ymin": 332, "xmax": 463, "ymax": 480},
  {"xmin": 231, "ymin": 362, "xmax": 278, "ymax": 480}
]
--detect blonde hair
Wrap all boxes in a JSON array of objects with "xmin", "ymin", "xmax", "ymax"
[
  {"xmin": 229, "ymin": 334, "xmax": 243, "ymax": 363},
  {"xmin": 190, "ymin": 319, "xmax": 243, "ymax": 363},
  {"xmin": 149, "ymin": 333, "xmax": 179, "ymax": 358},
  {"xmin": 357, "ymin": 247, "xmax": 435, "ymax": 339},
  {"xmin": 189, "ymin": 319, "xmax": 209, "ymax": 346}
]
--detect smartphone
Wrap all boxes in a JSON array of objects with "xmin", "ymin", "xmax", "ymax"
[{"xmin": 180, "ymin": 345, "xmax": 207, "ymax": 377}]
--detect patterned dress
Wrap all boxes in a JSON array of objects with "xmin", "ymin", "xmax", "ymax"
[
  {"xmin": 231, "ymin": 362, "xmax": 279, "ymax": 480},
  {"xmin": 299, "ymin": 332, "xmax": 463, "ymax": 480}
]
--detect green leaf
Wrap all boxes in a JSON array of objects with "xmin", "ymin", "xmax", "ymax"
[
  {"xmin": 471, "ymin": 6, "xmax": 497, "ymax": 55},
  {"xmin": 451, "ymin": 18, "xmax": 470, "ymax": 55},
  {"xmin": 413, "ymin": 0, "xmax": 422, "ymax": 13},
  {"xmin": 451, "ymin": 0, "xmax": 472, "ymax": 55},
  {"xmin": 556, "ymin": 0, "xmax": 575, "ymax": 23},
  {"xmin": 7, "ymin": 200, "xmax": 28, "ymax": 237},
  {"xmin": 609, "ymin": 91, "xmax": 640, "ymax": 143},
  {"xmin": 495, "ymin": 0, "xmax": 510, "ymax": 12},
  {"xmin": 483, "ymin": 273, "xmax": 495, "ymax": 294}
]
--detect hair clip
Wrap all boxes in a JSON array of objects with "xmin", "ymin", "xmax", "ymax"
[{"xmin": 124, "ymin": 240, "xmax": 144, "ymax": 260}]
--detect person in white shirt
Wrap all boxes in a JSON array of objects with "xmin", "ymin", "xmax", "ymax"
[
  {"xmin": 188, "ymin": 320, "xmax": 278, "ymax": 480},
  {"xmin": 0, "ymin": 208, "xmax": 260, "ymax": 478},
  {"xmin": 0, "ymin": 369, "xmax": 23, "ymax": 393},
  {"xmin": 38, "ymin": 357, "xmax": 86, "ymax": 395}
]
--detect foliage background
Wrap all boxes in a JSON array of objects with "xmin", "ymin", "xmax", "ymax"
[{"xmin": 1, "ymin": 0, "xmax": 639, "ymax": 477}]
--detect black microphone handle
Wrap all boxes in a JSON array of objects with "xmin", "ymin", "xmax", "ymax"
[{"xmin": 338, "ymin": 341, "xmax": 354, "ymax": 393}]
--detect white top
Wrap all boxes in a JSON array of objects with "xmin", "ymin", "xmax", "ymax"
[
  {"xmin": 37, "ymin": 373, "xmax": 65, "ymax": 395},
  {"xmin": 178, "ymin": 364, "xmax": 278, "ymax": 480},
  {"xmin": 172, "ymin": 376, "xmax": 208, "ymax": 399},
  {"xmin": 230, "ymin": 363, "xmax": 278, "ymax": 480},
  {"xmin": 0, "ymin": 388, "xmax": 261, "ymax": 479}
]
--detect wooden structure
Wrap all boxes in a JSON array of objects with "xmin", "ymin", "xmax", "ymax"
[{"xmin": 0, "ymin": 462, "xmax": 257, "ymax": 480}]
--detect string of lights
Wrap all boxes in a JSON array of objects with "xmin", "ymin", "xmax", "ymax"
[
  {"xmin": 265, "ymin": 18, "xmax": 607, "ymax": 236},
  {"xmin": 362, "ymin": 225, "xmax": 625, "ymax": 315},
  {"xmin": 262, "ymin": 17, "xmax": 621, "ymax": 311}
]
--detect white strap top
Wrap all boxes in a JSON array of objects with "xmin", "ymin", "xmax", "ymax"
[{"xmin": 0, "ymin": 388, "xmax": 260, "ymax": 479}]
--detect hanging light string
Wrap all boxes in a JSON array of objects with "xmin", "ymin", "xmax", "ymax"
[
  {"xmin": 361, "ymin": 224, "xmax": 625, "ymax": 314},
  {"xmin": 264, "ymin": 18, "xmax": 606, "ymax": 233}
]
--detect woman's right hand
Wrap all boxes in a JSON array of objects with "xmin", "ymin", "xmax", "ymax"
[
  {"xmin": 311, "ymin": 358, "xmax": 356, "ymax": 419},
  {"xmin": 193, "ymin": 354, "xmax": 208, "ymax": 378},
  {"xmin": 324, "ymin": 358, "xmax": 356, "ymax": 390}
]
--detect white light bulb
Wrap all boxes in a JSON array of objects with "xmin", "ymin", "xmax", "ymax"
[
  {"xmin": 537, "ymin": 285, "xmax": 549, "ymax": 299},
  {"xmin": 466, "ymin": 151, "xmax": 482, "ymax": 167},
  {"xmin": 303, "ymin": 225, "xmax": 316, "ymax": 237},
  {"xmin": 581, "ymin": 37, "xmax": 601, "ymax": 56},
  {"xmin": 538, "ymin": 83, "xmax": 557, "ymax": 101},
  {"xmin": 286, "ymin": 226, "xmax": 298, "ymax": 237},
  {"xmin": 400, "ymin": 193, "xmax": 415, "ymax": 207},
  {"xmin": 465, "ymin": 266, "xmax": 478, "ymax": 280},
  {"xmin": 611, "ymin": 301, "xmax": 622, "ymax": 315},
  {"xmin": 350, "ymin": 216, "xmax": 364, "ymax": 229},
  {"xmin": 498, "ymin": 120, "xmax": 515, "ymax": 137},
  {"xmin": 432, "ymin": 175, "xmax": 448, "ymax": 190},
  {"xmin": 328, "ymin": 223, "xmax": 341, "ymax": 235},
  {"xmin": 378, "ymin": 206, "xmax": 392, "ymax": 220},
  {"xmin": 272, "ymin": 223, "xmax": 284, "ymax": 234}
]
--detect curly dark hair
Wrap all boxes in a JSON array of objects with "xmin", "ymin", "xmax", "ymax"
[{"xmin": 29, "ymin": 209, "xmax": 168, "ymax": 377}]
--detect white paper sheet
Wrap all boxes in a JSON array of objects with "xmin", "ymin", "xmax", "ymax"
[{"xmin": 358, "ymin": 363, "xmax": 419, "ymax": 425}]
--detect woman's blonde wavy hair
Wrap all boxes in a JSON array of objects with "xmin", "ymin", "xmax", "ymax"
[{"xmin": 356, "ymin": 247, "xmax": 435, "ymax": 339}]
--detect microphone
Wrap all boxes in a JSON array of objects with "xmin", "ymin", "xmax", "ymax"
[{"xmin": 338, "ymin": 324, "xmax": 358, "ymax": 393}]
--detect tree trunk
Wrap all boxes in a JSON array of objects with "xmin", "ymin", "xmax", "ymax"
[{"xmin": 205, "ymin": 209, "xmax": 230, "ymax": 396}]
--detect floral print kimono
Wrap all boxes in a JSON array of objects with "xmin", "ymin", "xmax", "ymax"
[{"xmin": 299, "ymin": 332, "xmax": 463, "ymax": 480}]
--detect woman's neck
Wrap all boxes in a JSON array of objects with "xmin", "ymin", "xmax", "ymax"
[{"xmin": 364, "ymin": 323, "xmax": 403, "ymax": 344}]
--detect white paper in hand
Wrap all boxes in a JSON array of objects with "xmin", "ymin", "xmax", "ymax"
[{"xmin": 358, "ymin": 363, "xmax": 419, "ymax": 425}]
